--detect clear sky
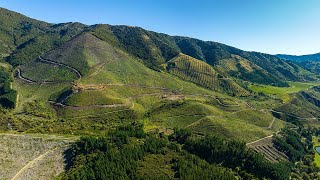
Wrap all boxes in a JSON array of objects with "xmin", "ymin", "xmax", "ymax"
[{"xmin": 1, "ymin": 0, "xmax": 320, "ymax": 55}]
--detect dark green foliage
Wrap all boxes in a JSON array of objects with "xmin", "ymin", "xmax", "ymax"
[
  {"xmin": 55, "ymin": 88, "xmax": 74, "ymax": 103},
  {"xmin": 184, "ymin": 135, "xmax": 291, "ymax": 180},
  {"xmin": 1, "ymin": 7, "xmax": 316, "ymax": 89},
  {"xmin": 0, "ymin": 70, "xmax": 17, "ymax": 109},
  {"xmin": 277, "ymin": 53, "xmax": 320, "ymax": 63},
  {"xmin": 71, "ymin": 136, "xmax": 110, "ymax": 157},
  {"xmin": 169, "ymin": 128, "xmax": 191, "ymax": 144},
  {"xmin": 116, "ymin": 122, "xmax": 146, "ymax": 138},
  {"xmin": 143, "ymin": 136, "xmax": 169, "ymax": 154},
  {"xmin": 110, "ymin": 123, "xmax": 146, "ymax": 147},
  {"xmin": 0, "ymin": 71, "xmax": 11, "ymax": 83},
  {"xmin": 7, "ymin": 24, "xmax": 86, "ymax": 66},
  {"xmin": 174, "ymin": 154, "xmax": 236, "ymax": 180},
  {"xmin": 109, "ymin": 26, "xmax": 179, "ymax": 70},
  {"xmin": 174, "ymin": 37, "xmax": 231, "ymax": 64},
  {"xmin": 64, "ymin": 138, "xmax": 143, "ymax": 180},
  {"xmin": 273, "ymin": 128, "xmax": 307, "ymax": 161},
  {"xmin": 7, "ymin": 36, "xmax": 54, "ymax": 66},
  {"xmin": 0, "ymin": 90, "xmax": 17, "ymax": 108},
  {"xmin": 62, "ymin": 126, "xmax": 237, "ymax": 179},
  {"xmin": 297, "ymin": 61, "xmax": 320, "ymax": 74},
  {"xmin": 0, "ymin": 7, "xmax": 86, "ymax": 66},
  {"xmin": 241, "ymin": 69, "xmax": 289, "ymax": 87}
]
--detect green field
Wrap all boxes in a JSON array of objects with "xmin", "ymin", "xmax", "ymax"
[{"xmin": 249, "ymin": 81, "xmax": 320, "ymax": 102}]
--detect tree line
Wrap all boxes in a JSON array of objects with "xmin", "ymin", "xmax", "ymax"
[{"xmin": 60, "ymin": 124, "xmax": 304, "ymax": 179}]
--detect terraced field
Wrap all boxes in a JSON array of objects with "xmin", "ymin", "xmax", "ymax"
[
  {"xmin": 247, "ymin": 136, "xmax": 288, "ymax": 162},
  {"xmin": 166, "ymin": 53, "xmax": 250, "ymax": 96}
]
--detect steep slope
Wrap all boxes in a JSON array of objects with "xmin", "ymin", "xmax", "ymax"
[
  {"xmin": 0, "ymin": 7, "xmax": 49, "ymax": 60},
  {"xmin": 273, "ymin": 86, "xmax": 320, "ymax": 126},
  {"xmin": 277, "ymin": 54, "xmax": 320, "ymax": 75},
  {"xmin": 43, "ymin": 33, "xmax": 115, "ymax": 76},
  {"xmin": 9, "ymin": 30, "xmax": 284, "ymax": 142},
  {"xmin": 0, "ymin": 8, "xmax": 86, "ymax": 66},
  {"xmin": 173, "ymin": 37, "xmax": 315, "ymax": 84},
  {"xmin": 89, "ymin": 25, "xmax": 315, "ymax": 85},
  {"xmin": 298, "ymin": 61, "xmax": 320, "ymax": 75},
  {"xmin": 166, "ymin": 53, "xmax": 250, "ymax": 96},
  {"xmin": 215, "ymin": 55, "xmax": 283, "ymax": 86}
]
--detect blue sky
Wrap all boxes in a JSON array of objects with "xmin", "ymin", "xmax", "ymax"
[{"xmin": 1, "ymin": 0, "xmax": 320, "ymax": 55}]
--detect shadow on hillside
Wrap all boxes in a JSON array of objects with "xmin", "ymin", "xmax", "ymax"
[{"xmin": 63, "ymin": 146, "xmax": 74, "ymax": 171}]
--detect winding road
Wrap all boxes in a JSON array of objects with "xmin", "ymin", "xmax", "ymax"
[
  {"xmin": 15, "ymin": 56, "xmax": 82, "ymax": 84},
  {"xmin": 38, "ymin": 56, "xmax": 82, "ymax": 79}
]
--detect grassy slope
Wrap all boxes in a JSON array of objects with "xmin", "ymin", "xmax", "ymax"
[
  {"xmin": 20, "ymin": 61, "xmax": 78, "ymax": 82},
  {"xmin": 10, "ymin": 32, "xmax": 286, "ymax": 142}
]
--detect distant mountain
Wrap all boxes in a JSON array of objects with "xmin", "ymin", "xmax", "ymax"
[
  {"xmin": 277, "ymin": 53, "xmax": 320, "ymax": 75},
  {"xmin": 276, "ymin": 53, "xmax": 320, "ymax": 62},
  {"xmin": 0, "ymin": 7, "xmax": 318, "ymax": 90}
]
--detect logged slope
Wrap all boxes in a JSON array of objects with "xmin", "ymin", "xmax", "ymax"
[
  {"xmin": 43, "ymin": 33, "xmax": 117, "ymax": 76},
  {"xmin": 166, "ymin": 53, "xmax": 250, "ymax": 96}
]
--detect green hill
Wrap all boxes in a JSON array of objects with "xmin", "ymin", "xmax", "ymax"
[
  {"xmin": 166, "ymin": 53, "xmax": 250, "ymax": 96},
  {"xmin": 1, "ymin": 7, "xmax": 320, "ymax": 179},
  {"xmin": 88, "ymin": 25, "xmax": 316, "ymax": 86},
  {"xmin": 1, "ymin": 8, "xmax": 317, "ymax": 86}
]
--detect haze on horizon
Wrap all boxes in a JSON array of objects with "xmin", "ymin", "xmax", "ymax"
[{"xmin": 1, "ymin": 0, "xmax": 319, "ymax": 55}]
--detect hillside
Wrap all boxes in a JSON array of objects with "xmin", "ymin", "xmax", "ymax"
[
  {"xmin": 1, "ymin": 7, "xmax": 317, "ymax": 87},
  {"xmin": 0, "ymin": 8, "xmax": 86, "ymax": 66},
  {"xmin": 1, "ymin": 7, "xmax": 320, "ymax": 179},
  {"xmin": 89, "ymin": 25, "xmax": 317, "ymax": 85},
  {"xmin": 277, "ymin": 53, "xmax": 320, "ymax": 62},
  {"xmin": 277, "ymin": 53, "xmax": 320, "ymax": 75},
  {"xmin": 165, "ymin": 53, "xmax": 250, "ymax": 96}
]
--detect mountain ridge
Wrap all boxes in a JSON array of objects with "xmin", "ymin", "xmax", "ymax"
[{"xmin": 1, "ymin": 7, "xmax": 317, "ymax": 88}]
